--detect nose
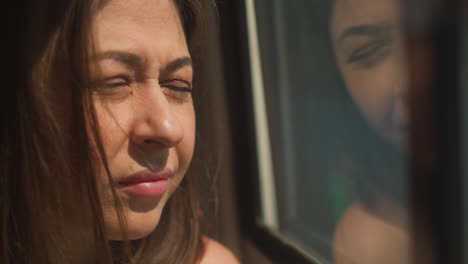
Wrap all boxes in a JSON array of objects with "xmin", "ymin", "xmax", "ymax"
[{"xmin": 130, "ymin": 86, "xmax": 184, "ymax": 149}]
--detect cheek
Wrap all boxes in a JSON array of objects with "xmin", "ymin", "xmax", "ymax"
[
  {"xmin": 342, "ymin": 64, "xmax": 398, "ymax": 127},
  {"xmin": 177, "ymin": 108, "xmax": 196, "ymax": 169},
  {"xmin": 93, "ymin": 100, "xmax": 133, "ymax": 160}
]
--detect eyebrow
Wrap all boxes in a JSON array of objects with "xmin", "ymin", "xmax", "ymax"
[
  {"xmin": 92, "ymin": 51, "xmax": 192, "ymax": 73},
  {"xmin": 92, "ymin": 51, "xmax": 144, "ymax": 70},
  {"xmin": 161, "ymin": 57, "xmax": 192, "ymax": 75},
  {"xmin": 337, "ymin": 23, "xmax": 394, "ymax": 47}
]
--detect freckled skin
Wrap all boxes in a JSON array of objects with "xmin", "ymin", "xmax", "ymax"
[{"xmin": 91, "ymin": 0, "xmax": 195, "ymax": 240}]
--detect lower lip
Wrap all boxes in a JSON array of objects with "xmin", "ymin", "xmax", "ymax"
[{"xmin": 119, "ymin": 179, "xmax": 168, "ymax": 197}]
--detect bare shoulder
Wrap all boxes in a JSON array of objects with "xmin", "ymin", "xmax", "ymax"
[
  {"xmin": 333, "ymin": 202, "xmax": 410, "ymax": 264},
  {"xmin": 199, "ymin": 237, "xmax": 240, "ymax": 264}
]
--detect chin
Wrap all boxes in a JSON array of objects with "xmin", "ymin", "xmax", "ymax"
[
  {"xmin": 105, "ymin": 205, "xmax": 164, "ymax": 240},
  {"xmin": 126, "ymin": 221, "xmax": 159, "ymax": 240}
]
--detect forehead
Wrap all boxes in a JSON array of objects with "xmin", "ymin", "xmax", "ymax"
[
  {"xmin": 331, "ymin": 0, "xmax": 402, "ymax": 34},
  {"xmin": 92, "ymin": 0, "xmax": 189, "ymax": 64}
]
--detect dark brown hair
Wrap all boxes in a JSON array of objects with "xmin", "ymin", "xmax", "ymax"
[{"xmin": 0, "ymin": 0, "xmax": 208, "ymax": 263}]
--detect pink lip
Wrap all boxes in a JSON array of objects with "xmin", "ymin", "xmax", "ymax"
[{"xmin": 117, "ymin": 169, "xmax": 171, "ymax": 197}]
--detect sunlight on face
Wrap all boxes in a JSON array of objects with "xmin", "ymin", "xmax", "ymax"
[
  {"xmin": 90, "ymin": 0, "xmax": 195, "ymax": 240},
  {"xmin": 331, "ymin": 0, "xmax": 408, "ymax": 148}
]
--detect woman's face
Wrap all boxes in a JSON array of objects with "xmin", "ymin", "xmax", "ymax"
[
  {"xmin": 91, "ymin": 0, "xmax": 195, "ymax": 240},
  {"xmin": 331, "ymin": 0, "xmax": 408, "ymax": 148}
]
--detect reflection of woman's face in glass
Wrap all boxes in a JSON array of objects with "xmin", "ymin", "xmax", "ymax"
[{"xmin": 331, "ymin": 0, "xmax": 408, "ymax": 148}]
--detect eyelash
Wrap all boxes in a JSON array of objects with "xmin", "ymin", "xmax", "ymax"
[
  {"xmin": 346, "ymin": 38, "xmax": 392, "ymax": 68},
  {"xmin": 94, "ymin": 77, "xmax": 192, "ymax": 101},
  {"xmin": 94, "ymin": 75, "xmax": 132, "ymax": 88},
  {"xmin": 100, "ymin": 81, "xmax": 130, "ymax": 89},
  {"xmin": 160, "ymin": 79, "xmax": 192, "ymax": 92},
  {"xmin": 93, "ymin": 76, "xmax": 133, "ymax": 102},
  {"xmin": 160, "ymin": 79, "xmax": 192, "ymax": 102}
]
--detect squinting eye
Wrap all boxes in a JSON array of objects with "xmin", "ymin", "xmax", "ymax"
[
  {"xmin": 100, "ymin": 81, "xmax": 130, "ymax": 89},
  {"xmin": 160, "ymin": 79, "xmax": 192, "ymax": 102},
  {"xmin": 93, "ymin": 76, "xmax": 133, "ymax": 102},
  {"xmin": 94, "ymin": 76, "xmax": 132, "ymax": 89},
  {"xmin": 346, "ymin": 37, "xmax": 392, "ymax": 68},
  {"xmin": 165, "ymin": 85, "xmax": 192, "ymax": 93}
]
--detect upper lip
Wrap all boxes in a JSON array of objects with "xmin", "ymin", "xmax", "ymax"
[{"xmin": 117, "ymin": 168, "xmax": 172, "ymax": 186}]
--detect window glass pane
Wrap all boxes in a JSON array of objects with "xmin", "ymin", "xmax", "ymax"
[{"xmin": 249, "ymin": 0, "xmax": 413, "ymax": 262}]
